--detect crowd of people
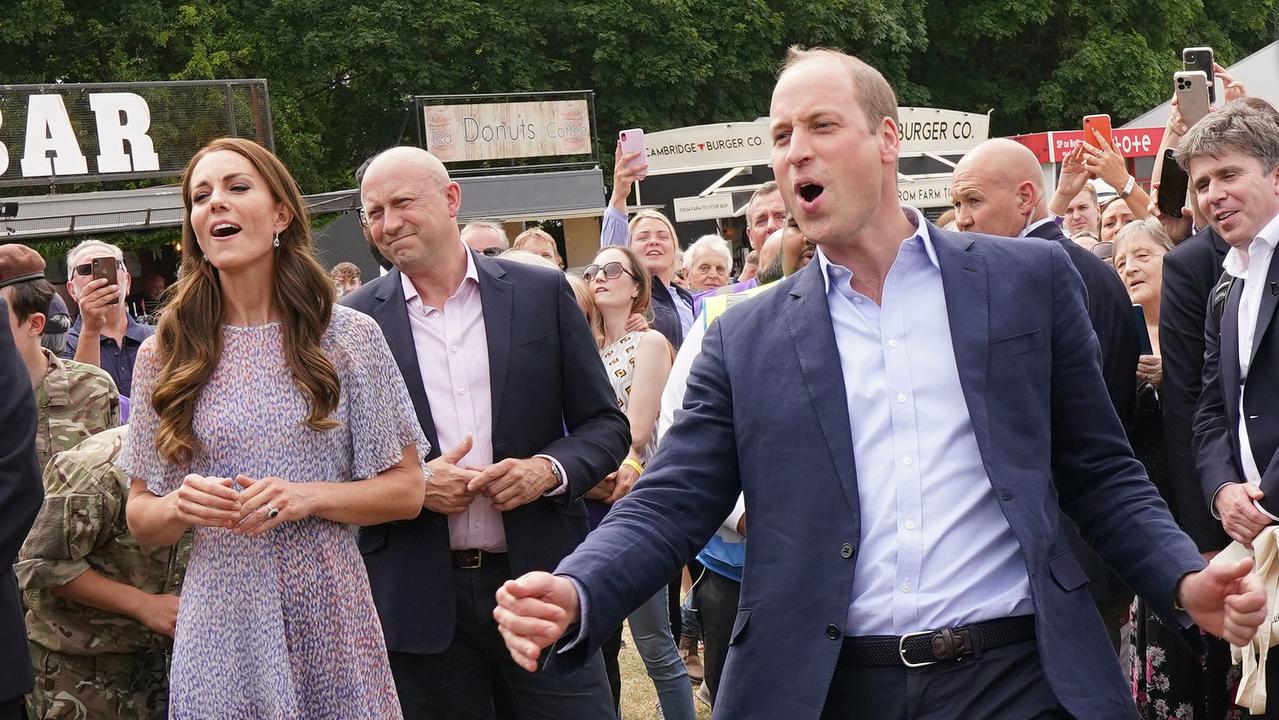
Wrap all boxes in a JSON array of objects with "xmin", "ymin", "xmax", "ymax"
[{"xmin": 1, "ymin": 43, "xmax": 1277, "ymax": 720}]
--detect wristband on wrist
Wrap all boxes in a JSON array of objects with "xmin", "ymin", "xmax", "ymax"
[
  {"xmin": 621, "ymin": 458, "xmax": 644, "ymax": 476},
  {"xmin": 1119, "ymin": 176, "xmax": 1137, "ymax": 199}
]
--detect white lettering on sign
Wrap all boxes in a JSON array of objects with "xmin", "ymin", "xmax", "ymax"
[
  {"xmin": 89, "ymin": 93, "xmax": 160, "ymax": 173},
  {"xmin": 3, "ymin": 92, "xmax": 162, "ymax": 179},
  {"xmin": 0, "ymin": 109, "xmax": 7, "ymax": 175},
  {"xmin": 22, "ymin": 95, "xmax": 88, "ymax": 177},
  {"xmin": 897, "ymin": 178, "xmax": 953, "ymax": 208},
  {"xmin": 673, "ymin": 194, "xmax": 735, "ymax": 222}
]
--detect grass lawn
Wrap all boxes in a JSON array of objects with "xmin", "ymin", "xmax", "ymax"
[{"xmin": 616, "ymin": 621, "xmax": 713, "ymax": 720}]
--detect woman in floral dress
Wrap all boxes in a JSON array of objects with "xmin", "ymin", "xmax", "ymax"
[{"xmin": 121, "ymin": 138, "xmax": 427, "ymax": 719}]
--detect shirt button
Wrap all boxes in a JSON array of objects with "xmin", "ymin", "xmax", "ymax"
[
  {"xmin": 888, "ymin": 338, "xmax": 898, "ymax": 348},
  {"xmin": 853, "ymin": 297, "xmax": 863, "ymax": 304},
  {"xmin": 458, "ymin": 388, "xmax": 467, "ymax": 396},
  {"xmin": 451, "ymin": 345, "xmax": 459, "ymax": 353},
  {"xmin": 901, "ymin": 583, "xmax": 911, "ymax": 593},
  {"xmin": 904, "ymin": 518, "xmax": 916, "ymax": 530},
  {"xmin": 896, "ymin": 393, "xmax": 907, "ymax": 404},
  {"xmin": 826, "ymin": 624, "xmax": 841, "ymax": 640},
  {"xmin": 902, "ymin": 455, "xmax": 913, "ymax": 466},
  {"xmin": 840, "ymin": 543, "xmax": 854, "ymax": 559}
]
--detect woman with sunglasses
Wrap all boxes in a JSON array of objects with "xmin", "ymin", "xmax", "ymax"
[{"xmin": 581, "ymin": 246, "xmax": 694, "ymax": 720}]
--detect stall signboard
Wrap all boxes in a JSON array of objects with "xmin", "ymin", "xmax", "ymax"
[
  {"xmin": 642, "ymin": 108, "xmax": 990, "ymax": 176},
  {"xmin": 673, "ymin": 194, "xmax": 736, "ymax": 222},
  {"xmin": 897, "ymin": 176, "xmax": 954, "ymax": 208},
  {"xmin": 0, "ymin": 80, "xmax": 273, "ymax": 187},
  {"xmin": 421, "ymin": 99, "xmax": 592, "ymax": 163},
  {"xmin": 1012, "ymin": 127, "xmax": 1166, "ymax": 164}
]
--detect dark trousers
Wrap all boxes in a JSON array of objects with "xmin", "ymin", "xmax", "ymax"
[
  {"xmin": 0, "ymin": 695, "xmax": 22, "ymax": 720},
  {"xmin": 600, "ymin": 624, "xmax": 623, "ymax": 715},
  {"xmin": 820, "ymin": 639, "xmax": 1073, "ymax": 720},
  {"xmin": 390, "ymin": 557, "xmax": 615, "ymax": 720},
  {"xmin": 691, "ymin": 568, "xmax": 741, "ymax": 704}
]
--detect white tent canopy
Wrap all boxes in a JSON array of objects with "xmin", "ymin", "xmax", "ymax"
[{"xmin": 1123, "ymin": 41, "xmax": 1279, "ymax": 129}]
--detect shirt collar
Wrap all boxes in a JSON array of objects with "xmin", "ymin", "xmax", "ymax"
[
  {"xmin": 1021, "ymin": 216, "xmax": 1058, "ymax": 238},
  {"xmin": 401, "ymin": 244, "xmax": 479, "ymax": 304},
  {"xmin": 1222, "ymin": 211, "xmax": 1279, "ymax": 279},
  {"xmin": 123, "ymin": 314, "xmax": 152, "ymax": 343},
  {"xmin": 816, "ymin": 205, "xmax": 938, "ymax": 294}
]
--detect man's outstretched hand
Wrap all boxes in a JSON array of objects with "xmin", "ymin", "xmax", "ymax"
[
  {"xmin": 1178, "ymin": 557, "xmax": 1267, "ymax": 646},
  {"xmin": 494, "ymin": 571, "xmax": 580, "ymax": 671}
]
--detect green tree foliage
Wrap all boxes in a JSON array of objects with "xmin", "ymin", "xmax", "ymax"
[{"xmin": 1, "ymin": 0, "xmax": 1274, "ymax": 198}]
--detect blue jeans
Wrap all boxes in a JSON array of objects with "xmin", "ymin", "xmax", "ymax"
[{"xmin": 628, "ymin": 587, "xmax": 695, "ymax": 720}]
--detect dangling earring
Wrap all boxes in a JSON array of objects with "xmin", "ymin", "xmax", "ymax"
[{"xmin": 273, "ymin": 231, "xmax": 281, "ymax": 248}]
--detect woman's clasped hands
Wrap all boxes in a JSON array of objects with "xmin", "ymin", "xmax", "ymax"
[{"xmin": 172, "ymin": 473, "xmax": 310, "ymax": 536}]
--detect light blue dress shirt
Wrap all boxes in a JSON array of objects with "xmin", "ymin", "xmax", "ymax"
[{"xmin": 820, "ymin": 207, "xmax": 1034, "ymax": 636}]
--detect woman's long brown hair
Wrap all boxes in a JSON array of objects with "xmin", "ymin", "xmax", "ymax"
[{"xmin": 152, "ymin": 137, "xmax": 340, "ymax": 466}]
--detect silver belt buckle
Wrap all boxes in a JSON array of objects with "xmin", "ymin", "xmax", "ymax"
[{"xmin": 898, "ymin": 630, "xmax": 938, "ymax": 668}]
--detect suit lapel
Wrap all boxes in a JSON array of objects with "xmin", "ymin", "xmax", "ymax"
[
  {"xmin": 1250, "ymin": 252, "xmax": 1279, "ymax": 361},
  {"xmin": 783, "ymin": 263, "xmax": 861, "ymax": 521},
  {"xmin": 374, "ymin": 269, "xmax": 440, "ymax": 457},
  {"xmin": 933, "ymin": 229, "xmax": 996, "ymax": 465},
  {"xmin": 476, "ymin": 254, "xmax": 512, "ymax": 428},
  {"xmin": 1222, "ymin": 279, "xmax": 1243, "ymax": 399}
]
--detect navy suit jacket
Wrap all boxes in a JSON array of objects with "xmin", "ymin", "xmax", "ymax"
[
  {"xmin": 0, "ymin": 298, "xmax": 44, "ymax": 702},
  {"xmin": 1160, "ymin": 227, "xmax": 1231, "ymax": 551},
  {"xmin": 341, "ymin": 254, "xmax": 629, "ymax": 654},
  {"xmin": 553, "ymin": 227, "xmax": 1203, "ymax": 720},
  {"xmin": 1194, "ymin": 243, "xmax": 1279, "ymax": 518}
]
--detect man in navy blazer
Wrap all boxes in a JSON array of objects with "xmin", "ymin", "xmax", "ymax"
[
  {"xmin": 0, "ymin": 297, "xmax": 44, "ymax": 719},
  {"xmin": 494, "ymin": 48, "xmax": 1265, "ymax": 720},
  {"xmin": 342, "ymin": 147, "xmax": 629, "ymax": 719},
  {"xmin": 1188, "ymin": 99, "xmax": 1279, "ymax": 549}
]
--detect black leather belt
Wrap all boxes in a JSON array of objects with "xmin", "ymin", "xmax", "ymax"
[
  {"xmin": 451, "ymin": 549, "xmax": 508, "ymax": 569},
  {"xmin": 840, "ymin": 615, "xmax": 1036, "ymax": 668}
]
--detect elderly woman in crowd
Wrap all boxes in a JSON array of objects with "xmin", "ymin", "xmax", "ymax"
[
  {"xmin": 684, "ymin": 234, "xmax": 733, "ymax": 294},
  {"xmin": 580, "ymin": 244, "xmax": 694, "ymax": 720},
  {"xmin": 1112, "ymin": 218, "xmax": 1233, "ymax": 718},
  {"xmin": 122, "ymin": 137, "xmax": 426, "ymax": 718}
]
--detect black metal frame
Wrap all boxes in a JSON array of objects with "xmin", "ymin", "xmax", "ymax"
[{"xmin": 0, "ymin": 79, "xmax": 273, "ymax": 188}]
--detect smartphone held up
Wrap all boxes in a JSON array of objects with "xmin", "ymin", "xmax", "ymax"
[{"xmin": 619, "ymin": 129, "xmax": 647, "ymax": 178}]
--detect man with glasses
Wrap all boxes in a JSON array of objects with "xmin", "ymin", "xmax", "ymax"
[
  {"xmin": 343, "ymin": 146, "xmax": 628, "ymax": 720},
  {"xmin": 461, "ymin": 221, "xmax": 511, "ymax": 258},
  {"xmin": 62, "ymin": 240, "xmax": 155, "ymax": 398}
]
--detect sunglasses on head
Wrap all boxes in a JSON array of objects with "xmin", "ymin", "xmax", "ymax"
[
  {"xmin": 583, "ymin": 261, "xmax": 637, "ymax": 282},
  {"xmin": 479, "ymin": 247, "xmax": 503, "ymax": 257},
  {"xmin": 73, "ymin": 263, "xmax": 95, "ymax": 276}
]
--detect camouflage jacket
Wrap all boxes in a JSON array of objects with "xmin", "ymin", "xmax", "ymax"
[
  {"xmin": 16, "ymin": 426, "xmax": 191, "ymax": 655},
  {"xmin": 34, "ymin": 347, "xmax": 120, "ymax": 472}
]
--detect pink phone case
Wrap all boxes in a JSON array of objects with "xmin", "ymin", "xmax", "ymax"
[{"xmin": 619, "ymin": 129, "xmax": 646, "ymax": 167}]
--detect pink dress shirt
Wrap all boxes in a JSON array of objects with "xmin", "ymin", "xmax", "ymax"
[{"xmin": 401, "ymin": 249, "xmax": 566, "ymax": 552}]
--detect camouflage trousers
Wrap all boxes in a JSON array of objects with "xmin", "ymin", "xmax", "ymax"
[{"xmin": 26, "ymin": 644, "xmax": 169, "ymax": 720}]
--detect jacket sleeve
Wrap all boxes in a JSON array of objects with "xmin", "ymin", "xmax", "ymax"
[
  {"xmin": 537, "ymin": 272, "xmax": 631, "ymax": 502},
  {"xmin": 1044, "ymin": 244, "xmax": 1205, "ymax": 627},
  {"xmin": 0, "ymin": 298, "xmax": 44, "ymax": 569},
  {"xmin": 550, "ymin": 316, "xmax": 741, "ymax": 668}
]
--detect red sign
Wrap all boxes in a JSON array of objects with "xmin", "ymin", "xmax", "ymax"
[{"xmin": 1010, "ymin": 126, "xmax": 1165, "ymax": 163}]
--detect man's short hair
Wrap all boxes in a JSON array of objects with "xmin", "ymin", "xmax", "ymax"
[
  {"xmin": 746, "ymin": 182, "xmax": 780, "ymax": 224},
  {"xmin": 1081, "ymin": 181, "xmax": 1099, "ymax": 206},
  {"xmin": 6, "ymin": 278, "xmax": 55, "ymax": 324},
  {"xmin": 683, "ymin": 234, "xmax": 733, "ymax": 272},
  {"xmin": 1176, "ymin": 97, "xmax": 1279, "ymax": 173},
  {"xmin": 780, "ymin": 46, "xmax": 900, "ymax": 132},
  {"xmin": 65, "ymin": 239, "xmax": 125, "ymax": 278},
  {"xmin": 461, "ymin": 221, "xmax": 511, "ymax": 248}
]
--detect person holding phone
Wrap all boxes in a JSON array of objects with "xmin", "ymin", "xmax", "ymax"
[
  {"xmin": 62, "ymin": 240, "xmax": 155, "ymax": 398},
  {"xmin": 121, "ymin": 138, "xmax": 428, "ymax": 718}
]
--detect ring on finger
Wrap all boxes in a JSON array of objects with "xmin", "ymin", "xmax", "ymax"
[{"xmin": 265, "ymin": 504, "xmax": 280, "ymax": 520}]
